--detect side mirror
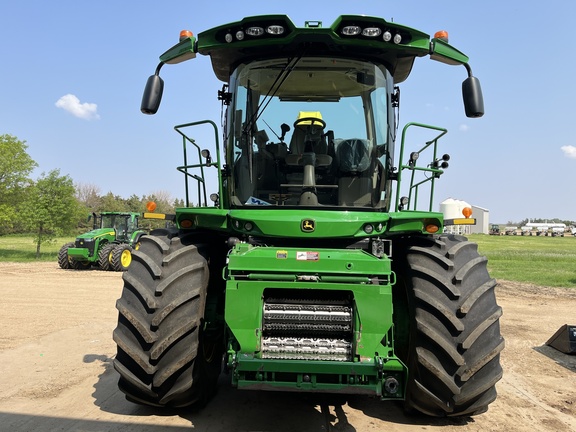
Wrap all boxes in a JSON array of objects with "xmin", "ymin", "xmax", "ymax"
[
  {"xmin": 141, "ymin": 74, "xmax": 164, "ymax": 115},
  {"xmin": 462, "ymin": 76, "xmax": 484, "ymax": 118}
]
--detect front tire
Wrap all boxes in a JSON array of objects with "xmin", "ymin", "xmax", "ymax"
[
  {"xmin": 393, "ymin": 234, "xmax": 504, "ymax": 417},
  {"xmin": 113, "ymin": 229, "xmax": 222, "ymax": 407},
  {"xmin": 58, "ymin": 242, "xmax": 74, "ymax": 269},
  {"xmin": 98, "ymin": 243, "xmax": 116, "ymax": 271}
]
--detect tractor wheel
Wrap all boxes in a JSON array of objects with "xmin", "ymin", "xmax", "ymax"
[
  {"xmin": 112, "ymin": 229, "xmax": 223, "ymax": 408},
  {"xmin": 393, "ymin": 233, "xmax": 504, "ymax": 417},
  {"xmin": 111, "ymin": 244, "xmax": 133, "ymax": 271},
  {"xmin": 58, "ymin": 242, "xmax": 74, "ymax": 269},
  {"xmin": 98, "ymin": 243, "xmax": 116, "ymax": 271}
]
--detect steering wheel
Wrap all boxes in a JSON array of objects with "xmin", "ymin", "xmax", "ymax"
[{"xmin": 293, "ymin": 117, "xmax": 326, "ymax": 134}]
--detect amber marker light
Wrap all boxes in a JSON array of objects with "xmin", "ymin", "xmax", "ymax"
[
  {"xmin": 180, "ymin": 30, "xmax": 193, "ymax": 41},
  {"xmin": 434, "ymin": 30, "xmax": 449, "ymax": 42},
  {"xmin": 146, "ymin": 201, "xmax": 157, "ymax": 212},
  {"xmin": 462, "ymin": 207, "xmax": 472, "ymax": 218},
  {"xmin": 180, "ymin": 219, "xmax": 193, "ymax": 228},
  {"xmin": 425, "ymin": 224, "xmax": 440, "ymax": 233}
]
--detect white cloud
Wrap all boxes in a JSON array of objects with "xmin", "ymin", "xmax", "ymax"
[
  {"xmin": 459, "ymin": 124, "xmax": 469, "ymax": 132},
  {"xmin": 561, "ymin": 145, "xmax": 576, "ymax": 159},
  {"xmin": 55, "ymin": 94, "xmax": 100, "ymax": 120}
]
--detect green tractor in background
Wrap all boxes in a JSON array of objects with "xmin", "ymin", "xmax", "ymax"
[
  {"xmin": 113, "ymin": 15, "xmax": 504, "ymax": 417},
  {"xmin": 58, "ymin": 211, "xmax": 146, "ymax": 271}
]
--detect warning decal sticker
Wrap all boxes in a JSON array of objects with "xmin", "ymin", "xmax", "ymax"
[{"xmin": 296, "ymin": 251, "xmax": 319, "ymax": 261}]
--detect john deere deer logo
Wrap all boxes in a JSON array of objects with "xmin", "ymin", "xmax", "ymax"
[{"xmin": 301, "ymin": 219, "xmax": 315, "ymax": 232}]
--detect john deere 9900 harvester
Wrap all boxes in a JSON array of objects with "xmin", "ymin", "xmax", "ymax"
[{"xmin": 113, "ymin": 15, "xmax": 504, "ymax": 417}]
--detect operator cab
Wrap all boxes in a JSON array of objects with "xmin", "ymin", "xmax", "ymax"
[{"xmin": 228, "ymin": 56, "xmax": 393, "ymax": 210}]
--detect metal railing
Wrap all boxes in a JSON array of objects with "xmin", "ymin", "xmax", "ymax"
[
  {"xmin": 394, "ymin": 122, "xmax": 448, "ymax": 212},
  {"xmin": 174, "ymin": 120, "xmax": 221, "ymax": 208}
]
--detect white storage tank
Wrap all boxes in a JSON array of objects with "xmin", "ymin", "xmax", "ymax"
[
  {"xmin": 440, "ymin": 198, "xmax": 473, "ymax": 234},
  {"xmin": 440, "ymin": 198, "xmax": 471, "ymax": 219}
]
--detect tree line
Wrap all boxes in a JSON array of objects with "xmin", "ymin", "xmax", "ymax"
[{"xmin": 1, "ymin": 134, "xmax": 182, "ymax": 255}]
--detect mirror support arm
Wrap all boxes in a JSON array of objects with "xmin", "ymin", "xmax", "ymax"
[{"xmin": 154, "ymin": 62, "xmax": 164, "ymax": 76}]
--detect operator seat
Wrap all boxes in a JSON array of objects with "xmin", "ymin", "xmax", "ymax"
[
  {"xmin": 335, "ymin": 138, "xmax": 373, "ymax": 206},
  {"xmin": 289, "ymin": 111, "xmax": 327, "ymax": 155},
  {"xmin": 286, "ymin": 111, "xmax": 331, "ymax": 167}
]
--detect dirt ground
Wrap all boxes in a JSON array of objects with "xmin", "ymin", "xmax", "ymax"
[{"xmin": 0, "ymin": 262, "xmax": 575, "ymax": 432}]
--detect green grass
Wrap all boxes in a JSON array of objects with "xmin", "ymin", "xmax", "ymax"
[
  {"xmin": 469, "ymin": 234, "xmax": 576, "ymax": 288},
  {"xmin": 0, "ymin": 235, "xmax": 75, "ymax": 262},
  {"xmin": 2, "ymin": 233, "xmax": 576, "ymax": 288}
]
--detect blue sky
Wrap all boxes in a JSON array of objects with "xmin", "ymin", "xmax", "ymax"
[{"xmin": 2, "ymin": 1, "xmax": 575, "ymax": 223}]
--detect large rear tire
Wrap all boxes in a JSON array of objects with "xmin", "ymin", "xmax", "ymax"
[
  {"xmin": 113, "ymin": 229, "xmax": 222, "ymax": 408},
  {"xmin": 393, "ymin": 234, "xmax": 504, "ymax": 417}
]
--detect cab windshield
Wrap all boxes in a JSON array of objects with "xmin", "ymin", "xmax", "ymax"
[{"xmin": 227, "ymin": 57, "xmax": 392, "ymax": 209}]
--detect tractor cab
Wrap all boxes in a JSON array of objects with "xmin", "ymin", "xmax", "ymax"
[
  {"xmin": 141, "ymin": 15, "xmax": 483, "ymax": 215},
  {"xmin": 100, "ymin": 212, "xmax": 140, "ymax": 241},
  {"xmin": 228, "ymin": 56, "xmax": 391, "ymax": 209}
]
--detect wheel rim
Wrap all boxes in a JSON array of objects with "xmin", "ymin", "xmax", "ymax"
[{"xmin": 121, "ymin": 249, "xmax": 132, "ymax": 268}]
